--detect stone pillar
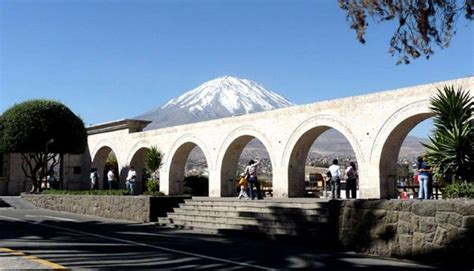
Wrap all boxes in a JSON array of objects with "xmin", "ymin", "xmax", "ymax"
[
  {"xmin": 357, "ymin": 163, "xmax": 381, "ymax": 199},
  {"xmin": 208, "ymin": 169, "xmax": 220, "ymax": 197},
  {"xmin": 159, "ymin": 167, "xmax": 169, "ymax": 195},
  {"xmin": 272, "ymin": 166, "xmax": 289, "ymax": 198}
]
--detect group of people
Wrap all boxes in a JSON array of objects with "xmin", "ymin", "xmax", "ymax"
[
  {"xmin": 237, "ymin": 159, "xmax": 263, "ymax": 200},
  {"xmin": 89, "ymin": 166, "xmax": 137, "ymax": 195},
  {"xmin": 236, "ymin": 158, "xmax": 358, "ymax": 200},
  {"xmin": 41, "ymin": 169, "xmax": 57, "ymax": 190},
  {"xmin": 327, "ymin": 159, "xmax": 358, "ymax": 199}
]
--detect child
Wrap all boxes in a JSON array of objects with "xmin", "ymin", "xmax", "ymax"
[{"xmin": 237, "ymin": 174, "xmax": 249, "ymax": 200}]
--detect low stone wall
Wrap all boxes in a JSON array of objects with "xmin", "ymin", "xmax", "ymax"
[
  {"xmin": 22, "ymin": 194, "xmax": 191, "ymax": 223},
  {"xmin": 330, "ymin": 199, "xmax": 474, "ymax": 263},
  {"xmin": 23, "ymin": 194, "xmax": 151, "ymax": 222}
]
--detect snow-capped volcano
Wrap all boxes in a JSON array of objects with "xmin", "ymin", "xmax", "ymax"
[{"xmin": 136, "ymin": 76, "xmax": 294, "ymax": 130}]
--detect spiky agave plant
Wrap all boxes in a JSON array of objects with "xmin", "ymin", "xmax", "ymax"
[{"xmin": 423, "ymin": 85, "xmax": 474, "ymax": 183}]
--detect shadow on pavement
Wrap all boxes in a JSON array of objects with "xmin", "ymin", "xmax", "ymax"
[{"xmin": 0, "ymin": 217, "xmax": 449, "ymax": 270}]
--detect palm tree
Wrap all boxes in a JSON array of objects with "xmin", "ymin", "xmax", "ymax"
[
  {"xmin": 423, "ymin": 85, "xmax": 474, "ymax": 183},
  {"xmin": 144, "ymin": 146, "xmax": 164, "ymax": 190}
]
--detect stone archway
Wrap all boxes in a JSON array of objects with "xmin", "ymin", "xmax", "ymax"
[
  {"xmin": 218, "ymin": 127, "xmax": 274, "ymax": 197},
  {"xmin": 282, "ymin": 115, "xmax": 362, "ymax": 198},
  {"xmin": 128, "ymin": 147, "xmax": 148, "ymax": 194},
  {"xmin": 91, "ymin": 146, "xmax": 117, "ymax": 190},
  {"xmin": 371, "ymin": 100, "xmax": 434, "ymax": 198},
  {"xmin": 168, "ymin": 142, "xmax": 209, "ymax": 195}
]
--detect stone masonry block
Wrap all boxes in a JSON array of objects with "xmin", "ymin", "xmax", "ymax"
[
  {"xmin": 433, "ymin": 226, "xmax": 447, "ymax": 246},
  {"xmin": 456, "ymin": 201, "xmax": 474, "ymax": 216},
  {"xmin": 419, "ymin": 216, "xmax": 436, "ymax": 233},
  {"xmin": 399, "ymin": 234, "xmax": 413, "ymax": 257},
  {"xmin": 448, "ymin": 213, "xmax": 463, "ymax": 227},
  {"xmin": 412, "ymin": 202, "xmax": 436, "ymax": 217},
  {"xmin": 412, "ymin": 232, "xmax": 425, "ymax": 255},
  {"xmin": 435, "ymin": 212, "xmax": 449, "ymax": 225}
]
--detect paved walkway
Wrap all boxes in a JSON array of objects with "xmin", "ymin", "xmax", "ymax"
[{"xmin": 0, "ymin": 247, "xmax": 65, "ymax": 269}]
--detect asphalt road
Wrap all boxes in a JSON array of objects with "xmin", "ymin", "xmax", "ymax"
[{"xmin": 0, "ymin": 197, "xmax": 463, "ymax": 270}]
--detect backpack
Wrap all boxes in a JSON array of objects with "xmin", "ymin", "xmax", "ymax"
[{"xmin": 326, "ymin": 170, "xmax": 332, "ymax": 178}]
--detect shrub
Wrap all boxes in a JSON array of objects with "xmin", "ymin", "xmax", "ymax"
[
  {"xmin": 146, "ymin": 178, "xmax": 159, "ymax": 193},
  {"xmin": 442, "ymin": 181, "xmax": 474, "ymax": 199}
]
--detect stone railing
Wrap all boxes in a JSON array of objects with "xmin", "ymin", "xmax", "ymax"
[
  {"xmin": 329, "ymin": 199, "xmax": 474, "ymax": 263},
  {"xmin": 22, "ymin": 194, "xmax": 189, "ymax": 223}
]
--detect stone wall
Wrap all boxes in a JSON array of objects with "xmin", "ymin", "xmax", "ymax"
[
  {"xmin": 23, "ymin": 194, "xmax": 151, "ymax": 222},
  {"xmin": 330, "ymin": 199, "xmax": 474, "ymax": 263},
  {"xmin": 22, "ymin": 194, "xmax": 191, "ymax": 223}
]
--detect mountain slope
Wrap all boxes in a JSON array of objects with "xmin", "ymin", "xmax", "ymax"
[{"xmin": 137, "ymin": 76, "xmax": 293, "ymax": 130}]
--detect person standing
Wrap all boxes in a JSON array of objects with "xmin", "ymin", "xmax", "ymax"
[
  {"xmin": 47, "ymin": 169, "xmax": 56, "ymax": 190},
  {"xmin": 107, "ymin": 168, "xmax": 116, "ymax": 190},
  {"xmin": 244, "ymin": 159, "xmax": 262, "ymax": 200},
  {"xmin": 126, "ymin": 166, "xmax": 137, "ymax": 195},
  {"xmin": 417, "ymin": 156, "xmax": 430, "ymax": 199},
  {"xmin": 237, "ymin": 173, "xmax": 249, "ymax": 200},
  {"xmin": 328, "ymin": 159, "xmax": 342, "ymax": 199},
  {"xmin": 345, "ymin": 161, "xmax": 358, "ymax": 199},
  {"xmin": 90, "ymin": 168, "xmax": 99, "ymax": 190}
]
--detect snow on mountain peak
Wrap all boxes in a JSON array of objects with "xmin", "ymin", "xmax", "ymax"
[{"xmin": 161, "ymin": 76, "xmax": 293, "ymax": 115}]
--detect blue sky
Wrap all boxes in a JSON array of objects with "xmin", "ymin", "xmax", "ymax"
[{"xmin": 1, "ymin": 0, "xmax": 473, "ymax": 137}]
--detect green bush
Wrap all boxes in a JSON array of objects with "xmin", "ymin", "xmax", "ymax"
[
  {"xmin": 146, "ymin": 179, "xmax": 159, "ymax": 193},
  {"xmin": 442, "ymin": 181, "xmax": 474, "ymax": 199}
]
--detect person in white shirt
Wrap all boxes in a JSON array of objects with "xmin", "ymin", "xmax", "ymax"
[
  {"xmin": 107, "ymin": 168, "xmax": 116, "ymax": 190},
  {"xmin": 90, "ymin": 168, "xmax": 99, "ymax": 190},
  {"xmin": 126, "ymin": 166, "xmax": 137, "ymax": 195},
  {"xmin": 328, "ymin": 159, "xmax": 342, "ymax": 199}
]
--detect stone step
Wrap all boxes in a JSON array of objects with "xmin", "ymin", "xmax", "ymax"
[
  {"xmin": 158, "ymin": 217, "xmax": 330, "ymax": 238},
  {"xmin": 166, "ymin": 212, "xmax": 329, "ymax": 226},
  {"xmin": 183, "ymin": 199, "xmax": 328, "ymax": 209},
  {"xmin": 173, "ymin": 208, "xmax": 328, "ymax": 221},
  {"xmin": 176, "ymin": 205, "xmax": 328, "ymax": 216}
]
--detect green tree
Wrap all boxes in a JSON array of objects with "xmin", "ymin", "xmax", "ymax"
[
  {"xmin": 0, "ymin": 100, "xmax": 87, "ymax": 193},
  {"xmin": 338, "ymin": 0, "xmax": 473, "ymax": 64},
  {"xmin": 423, "ymin": 86, "xmax": 473, "ymax": 183},
  {"xmin": 144, "ymin": 146, "xmax": 163, "ymax": 190}
]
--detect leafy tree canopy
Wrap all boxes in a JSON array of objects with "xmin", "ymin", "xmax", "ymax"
[
  {"xmin": 338, "ymin": 0, "xmax": 473, "ymax": 64},
  {"xmin": 0, "ymin": 99, "xmax": 87, "ymax": 154}
]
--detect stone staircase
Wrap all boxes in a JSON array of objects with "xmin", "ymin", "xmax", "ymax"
[{"xmin": 157, "ymin": 197, "xmax": 332, "ymax": 241}]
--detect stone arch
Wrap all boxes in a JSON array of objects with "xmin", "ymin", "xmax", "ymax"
[
  {"xmin": 371, "ymin": 100, "xmax": 434, "ymax": 198},
  {"xmin": 282, "ymin": 115, "xmax": 363, "ymax": 197},
  {"xmin": 165, "ymin": 134, "xmax": 211, "ymax": 195},
  {"xmin": 126, "ymin": 141, "xmax": 153, "ymax": 194},
  {"xmin": 90, "ymin": 140, "xmax": 122, "ymax": 190},
  {"xmin": 217, "ymin": 126, "xmax": 275, "ymax": 197}
]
